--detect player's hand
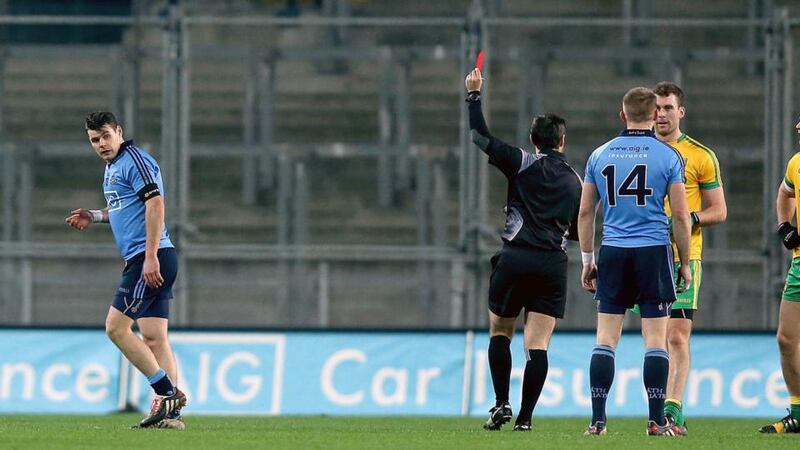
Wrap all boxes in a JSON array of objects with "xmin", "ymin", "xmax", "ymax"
[
  {"xmin": 465, "ymin": 68, "xmax": 483, "ymax": 92},
  {"xmin": 143, "ymin": 254, "xmax": 164, "ymax": 289},
  {"xmin": 690, "ymin": 211, "xmax": 701, "ymax": 230},
  {"xmin": 777, "ymin": 222, "xmax": 800, "ymax": 249},
  {"xmin": 65, "ymin": 208, "xmax": 93, "ymax": 231},
  {"xmin": 675, "ymin": 263, "xmax": 692, "ymax": 293},
  {"xmin": 581, "ymin": 263, "xmax": 597, "ymax": 293}
]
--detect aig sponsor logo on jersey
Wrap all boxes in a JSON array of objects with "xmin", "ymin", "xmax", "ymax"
[{"xmin": 104, "ymin": 171, "xmax": 119, "ymax": 186}]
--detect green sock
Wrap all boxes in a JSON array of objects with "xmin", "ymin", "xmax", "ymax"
[
  {"xmin": 664, "ymin": 400, "xmax": 684, "ymax": 426},
  {"xmin": 791, "ymin": 403, "xmax": 800, "ymax": 420}
]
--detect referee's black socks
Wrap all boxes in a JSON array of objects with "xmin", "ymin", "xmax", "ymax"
[
  {"xmin": 517, "ymin": 349, "xmax": 548, "ymax": 424},
  {"xmin": 488, "ymin": 335, "xmax": 512, "ymax": 406}
]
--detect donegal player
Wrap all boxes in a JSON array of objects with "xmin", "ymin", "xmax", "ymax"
[
  {"xmin": 762, "ymin": 119, "xmax": 800, "ymax": 434},
  {"xmin": 652, "ymin": 82, "xmax": 727, "ymax": 433}
]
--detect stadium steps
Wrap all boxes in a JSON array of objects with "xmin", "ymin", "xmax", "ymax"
[{"xmin": 6, "ymin": 3, "xmax": 769, "ymax": 250}]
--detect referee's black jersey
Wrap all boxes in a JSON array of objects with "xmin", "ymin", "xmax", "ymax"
[{"xmin": 468, "ymin": 97, "xmax": 582, "ymax": 252}]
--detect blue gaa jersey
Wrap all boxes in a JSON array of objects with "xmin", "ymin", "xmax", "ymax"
[
  {"xmin": 584, "ymin": 129, "xmax": 685, "ymax": 247},
  {"xmin": 103, "ymin": 140, "xmax": 173, "ymax": 260}
]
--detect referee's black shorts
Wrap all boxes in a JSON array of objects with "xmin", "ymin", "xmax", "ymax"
[{"xmin": 488, "ymin": 244, "xmax": 567, "ymax": 319}]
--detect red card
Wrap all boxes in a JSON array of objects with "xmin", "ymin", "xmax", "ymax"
[{"xmin": 475, "ymin": 51, "xmax": 485, "ymax": 71}]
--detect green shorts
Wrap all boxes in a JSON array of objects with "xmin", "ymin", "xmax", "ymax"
[
  {"xmin": 782, "ymin": 258, "xmax": 800, "ymax": 301},
  {"xmin": 672, "ymin": 260, "xmax": 702, "ymax": 310},
  {"xmin": 632, "ymin": 260, "xmax": 702, "ymax": 313}
]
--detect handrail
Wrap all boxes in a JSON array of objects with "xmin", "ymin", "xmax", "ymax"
[
  {"xmin": 0, "ymin": 242, "xmax": 765, "ymax": 264},
  {"xmin": 0, "ymin": 15, "xmax": 165, "ymax": 25},
  {"xmin": 0, "ymin": 242, "xmax": 464, "ymax": 262},
  {"xmin": 0, "ymin": 14, "xmax": 766, "ymax": 29}
]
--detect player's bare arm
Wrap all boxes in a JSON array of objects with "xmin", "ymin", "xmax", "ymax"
[
  {"xmin": 65, "ymin": 207, "xmax": 108, "ymax": 231},
  {"xmin": 668, "ymin": 182, "xmax": 692, "ymax": 291},
  {"xmin": 577, "ymin": 182, "xmax": 599, "ymax": 293},
  {"xmin": 778, "ymin": 181, "xmax": 796, "ymax": 220},
  {"xmin": 696, "ymin": 187, "xmax": 727, "ymax": 227},
  {"xmin": 143, "ymin": 196, "xmax": 165, "ymax": 289}
]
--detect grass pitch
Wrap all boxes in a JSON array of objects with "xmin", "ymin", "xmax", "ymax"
[{"xmin": 0, "ymin": 415, "xmax": 797, "ymax": 449}]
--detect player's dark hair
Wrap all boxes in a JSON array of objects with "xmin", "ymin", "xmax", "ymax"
[
  {"xmin": 85, "ymin": 111, "xmax": 119, "ymax": 131},
  {"xmin": 622, "ymin": 87, "xmax": 657, "ymax": 123},
  {"xmin": 530, "ymin": 113, "xmax": 566, "ymax": 150},
  {"xmin": 653, "ymin": 81, "xmax": 685, "ymax": 107}
]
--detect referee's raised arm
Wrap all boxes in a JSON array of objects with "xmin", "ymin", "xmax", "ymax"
[{"xmin": 464, "ymin": 68, "xmax": 522, "ymax": 177}]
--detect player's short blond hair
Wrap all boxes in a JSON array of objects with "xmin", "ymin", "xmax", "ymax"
[{"xmin": 622, "ymin": 87, "xmax": 657, "ymax": 123}]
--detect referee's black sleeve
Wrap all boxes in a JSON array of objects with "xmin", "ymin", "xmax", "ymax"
[
  {"xmin": 566, "ymin": 207, "xmax": 579, "ymax": 241},
  {"xmin": 467, "ymin": 95, "xmax": 522, "ymax": 177}
]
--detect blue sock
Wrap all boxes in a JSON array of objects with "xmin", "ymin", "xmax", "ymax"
[
  {"xmin": 590, "ymin": 345, "xmax": 615, "ymax": 424},
  {"xmin": 488, "ymin": 335, "xmax": 512, "ymax": 405},
  {"xmin": 643, "ymin": 348, "xmax": 669, "ymax": 425},
  {"xmin": 148, "ymin": 368, "xmax": 175, "ymax": 397}
]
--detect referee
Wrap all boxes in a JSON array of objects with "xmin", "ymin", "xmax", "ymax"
[{"xmin": 465, "ymin": 68, "xmax": 582, "ymax": 432}]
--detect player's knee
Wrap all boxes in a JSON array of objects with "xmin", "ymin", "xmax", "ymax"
[
  {"xmin": 777, "ymin": 330, "xmax": 799, "ymax": 351},
  {"xmin": 524, "ymin": 337, "xmax": 549, "ymax": 350},
  {"xmin": 667, "ymin": 329, "xmax": 689, "ymax": 351},
  {"xmin": 524, "ymin": 328, "xmax": 553, "ymax": 350},
  {"xmin": 141, "ymin": 332, "xmax": 168, "ymax": 349},
  {"xmin": 489, "ymin": 327, "xmax": 514, "ymax": 339},
  {"xmin": 488, "ymin": 314, "xmax": 515, "ymax": 338},
  {"xmin": 105, "ymin": 320, "xmax": 127, "ymax": 342}
]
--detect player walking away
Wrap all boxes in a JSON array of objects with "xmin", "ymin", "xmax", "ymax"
[
  {"xmin": 65, "ymin": 112, "xmax": 186, "ymax": 429},
  {"xmin": 578, "ymin": 87, "xmax": 692, "ymax": 437},
  {"xmin": 762, "ymin": 119, "xmax": 800, "ymax": 434},
  {"xmin": 465, "ymin": 68, "xmax": 582, "ymax": 432},
  {"xmin": 651, "ymin": 82, "xmax": 727, "ymax": 434}
]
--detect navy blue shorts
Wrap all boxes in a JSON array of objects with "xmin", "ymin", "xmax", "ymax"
[
  {"xmin": 595, "ymin": 245, "xmax": 675, "ymax": 318},
  {"xmin": 111, "ymin": 247, "xmax": 178, "ymax": 320}
]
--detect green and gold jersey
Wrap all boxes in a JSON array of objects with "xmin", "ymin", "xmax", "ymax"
[
  {"xmin": 782, "ymin": 152, "xmax": 800, "ymax": 259},
  {"xmin": 665, "ymin": 134, "xmax": 723, "ymax": 261}
]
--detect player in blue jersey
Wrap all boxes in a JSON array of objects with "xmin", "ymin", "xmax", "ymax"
[
  {"xmin": 577, "ymin": 87, "xmax": 692, "ymax": 436},
  {"xmin": 65, "ymin": 112, "xmax": 186, "ymax": 429}
]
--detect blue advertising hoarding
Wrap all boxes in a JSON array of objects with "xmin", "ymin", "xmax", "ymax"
[
  {"xmin": 129, "ymin": 332, "xmax": 467, "ymax": 415},
  {"xmin": 0, "ymin": 330, "xmax": 121, "ymax": 413},
  {"xmin": 0, "ymin": 329, "xmax": 790, "ymax": 417},
  {"xmin": 126, "ymin": 333, "xmax": 286, "ymax": 415},
  {"xmin": 469, "ymin": 333, "xmax": 787, "ymax": 418}
]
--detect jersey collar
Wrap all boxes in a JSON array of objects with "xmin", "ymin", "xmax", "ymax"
[
  {"xmin": 109, "ymin": 140, "xmax": 135, "ymax": 165},
  {"xmin": 619, "ymin": 129, "xmax": 655, "ymax": 137},
  {"xmin": 538, "ymin": 147, "xmax": 565, "ymax": 159},
  {"xmin": 619, "ymin": 128, "xmax": 656, "ymax": 137}
]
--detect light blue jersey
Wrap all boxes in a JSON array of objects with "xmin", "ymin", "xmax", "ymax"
[
  {"xmin": 584, "ymin": 129, "xmax": 684, "ymax": 247},
  {"xmin": 103, "ymin": 140, "xmax": 173, "ymax": 260}
]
